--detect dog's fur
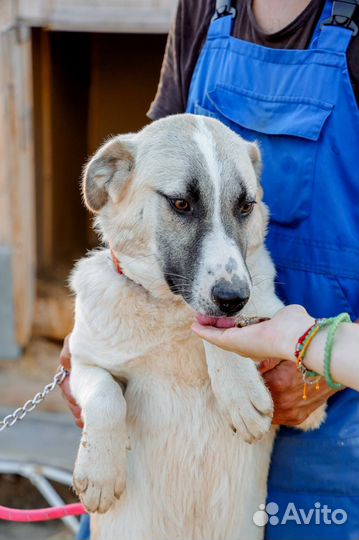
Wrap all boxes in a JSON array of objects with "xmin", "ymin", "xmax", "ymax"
[{"xmin": 70, "ymin": 114, "xmax": 325, "ymax": 540}]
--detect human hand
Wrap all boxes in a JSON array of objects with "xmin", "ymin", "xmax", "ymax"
[
  {"xmin": 59, "ymin": 335, "xmax": 83, "ymax": 428},
  {"xmin": 191, "ymin": 305, "xmax": 340, "ymax": 426},
  {"xmin": 191, "ymin": 305, "xmax": 315, "ymax": 362},
  {"xmin": 260, "ymin": 359, "xmax": 337, "ymax": 426}
]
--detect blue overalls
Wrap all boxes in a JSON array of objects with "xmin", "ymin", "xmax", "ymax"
[{"xmin": 186, "ymin": 1, "xmax": 359, "ymax": 539}]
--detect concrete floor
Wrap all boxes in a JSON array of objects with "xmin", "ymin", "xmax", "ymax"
[
  {"xmin": 0, "ymin": 338, "xmax": 68, "ymax": 414},
  {"xmin": 0, "ymin": 521, "xmax": 74, "ymax": 540}
]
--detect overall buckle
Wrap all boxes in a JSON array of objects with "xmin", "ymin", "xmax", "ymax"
[
  {"xmin": 211, "ymin": 2, "xmax": 237, "ymax": 22},
  {"xmin": 321, "ymin": 0, "xmax": 359, "ymax": 36}
]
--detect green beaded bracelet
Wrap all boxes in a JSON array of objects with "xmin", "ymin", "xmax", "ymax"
[{"xmin": 323, "ymin": 312, "xmax": 351, "ymax": 390}]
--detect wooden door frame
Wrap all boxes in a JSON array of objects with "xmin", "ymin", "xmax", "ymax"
[{"xmin": 0, "ymin": 1, "xmax": 174, "ymax": 358}]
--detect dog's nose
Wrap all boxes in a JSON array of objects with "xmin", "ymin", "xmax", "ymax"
[{"xmin": 211, "ymin": 283, "xmax": 250, "ymax": 315}]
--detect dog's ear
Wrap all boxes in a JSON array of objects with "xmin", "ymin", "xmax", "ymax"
[
  {"xmin": 248, "ymin": 141, "xmax": 268, "ymax": 244},
  {"xmin": 82, "ymin": 135, "xmax": 135, "ymax": 213},
  {"xmin": 247, "ymin": 141, "xmax": 262, "ymax": 179}
]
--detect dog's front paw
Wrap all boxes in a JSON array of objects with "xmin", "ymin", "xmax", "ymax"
[
  {"xmin": 212, "ymin": 358, "xmax": 273, "ymax": 444},
  {"xmin": 223, "ymin": 381, "xmax": 273, "ymax": 443},
  {"xmin": 73, "ymin": 431, "xmax": 128, "ymax": 513}
]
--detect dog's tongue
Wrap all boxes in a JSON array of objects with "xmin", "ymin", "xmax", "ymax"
[{"xmin": 195, "ymin": 314, "xmax": 236, "ymax": 328}]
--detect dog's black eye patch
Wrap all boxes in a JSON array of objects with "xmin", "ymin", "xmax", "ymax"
[
  {"xmin": 235, "ymin": 188, "xmax": 248, "ymax": 208},
  {"xmin": 232, "ymin": 188, "xmax": 257, "ymax": 219},
  {"xmin": 185, "ymin": 178, "xmax": 200, "ymax": 204}
]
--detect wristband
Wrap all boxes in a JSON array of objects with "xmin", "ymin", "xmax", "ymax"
[
  {"xmin": 295, "ymin": 313, "xmax": 351, "ymax": 398},
  {"xmin": 295, "ymin": 319, "xmax": 325, "ymax": 399},
  {"xmin": 323, "ymin": 313, "xmax": 351, "ymax": 389}
]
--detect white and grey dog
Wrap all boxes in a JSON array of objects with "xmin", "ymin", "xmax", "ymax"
[{"xmin": 69, "ymin": 114, "xmax": 324, "ymax": 540}]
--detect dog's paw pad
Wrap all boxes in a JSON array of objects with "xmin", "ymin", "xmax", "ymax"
[
  {"xmin": 74, "ymin": 468, "xmax": 126, "ymax": 513},
  {"xmin": 73, "ymin": 474, "xmax": 88, "ymax": 494},
  {"xmin": 73, "ymin": 435, "xmax": 127, "ymax": 513},
  {"xmin": 76, "ymin": 479, "xmax": 117, "ymax": 513}
]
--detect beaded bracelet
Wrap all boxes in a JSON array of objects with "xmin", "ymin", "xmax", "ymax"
[
  {"xmin": 323, "ymin": 313, "xmax": 351, "ymax": 389},
  {"xmin": 295, "ymin": 319, "xmax": 326, "ymax": 400},
  {"xmin": 295, "ymin": 313, "xmax": 351, "ymax": 398}
]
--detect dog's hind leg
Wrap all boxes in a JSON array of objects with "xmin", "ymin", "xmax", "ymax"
[{"xmin": 70, "ymin": 362, "xmax": 129, "ymax": 513}]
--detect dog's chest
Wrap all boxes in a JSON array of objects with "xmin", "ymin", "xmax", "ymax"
[
  {"xmin": 115, "ymin": 332, "xmax": 207, "ymax": 385},
  {"xmin": 95, "ymin": 377, "xmax": 274, "ymax": 540}
]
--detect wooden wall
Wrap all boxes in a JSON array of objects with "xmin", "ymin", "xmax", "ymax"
[
  {"xmin": 0, "ymin": 26, "xmax": 36, "ymax": 354},
  {"xmin": 14, "ymin": 0, "xmax": 177, "ymax": 33},
  {"xmin": 0, "ymin": 0, "xmax": 172, "ymax": 355},
  {"xmin": 33, "ymin": 30, "xmax": 167, "ymax": 274}
]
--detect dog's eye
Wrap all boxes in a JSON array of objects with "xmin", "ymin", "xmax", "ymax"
[
  {"xmin": 240, "ymin": 201, "xmax": 255, "ymax": 216},
  {"xmin": 171, "ymin": 199, "xmax": 191, "ymax": 213}
]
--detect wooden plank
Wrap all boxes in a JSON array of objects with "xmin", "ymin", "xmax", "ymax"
[
  {"xmin": 0, "ymin": 26, "xmax": 36, "ymax": 352},
  {"xmin": 15, "ymin": 0, "xmax": 178, "ymax": 33},
  {"xmin": 10, "ymin": 26, "xmax": 36, "ymax": 347},
  {"xmin": 33, "ymin": 30, "xmax": 54, "ymax": 269},
  {"xmin": 0, "ymin": 23, "xmax": 20, "ymax": 357},
  {"xmin": 0, "ymin": 0, "xmax": 15, "ymax": 32},
  {"xmin": 0, "ymin": 37, "xmax": 12, "ymax": 245}
]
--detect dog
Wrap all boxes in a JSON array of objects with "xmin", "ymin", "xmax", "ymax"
[{"xmin": 69, "ymin": 114, "xmax": 325, "ymax": 540}]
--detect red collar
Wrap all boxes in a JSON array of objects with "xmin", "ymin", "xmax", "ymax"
[{"xmin": 110, "ymin": 248, "xmax": 124, "ymax": 275}]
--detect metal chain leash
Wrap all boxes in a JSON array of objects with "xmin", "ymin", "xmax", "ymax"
[{"xmin": 0, "ymin": 367, "xmax": 69, "ymax": 432}]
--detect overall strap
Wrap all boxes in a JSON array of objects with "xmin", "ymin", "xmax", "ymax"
[
  {"xmin": 310, "ymin": 0, "xmax": 334, "ymax": 47},
  {"xmin": 315, "ymin": 0, "xmax": 358, "ymax": 52},
  {"xmin": 208, "ymin": 0, "xmax": 237, "ymax": 37},
  {"xmin": 212, "ymin": 0, "xmax": 237, "ymax": 21},
  {"xmin": 322, "ymin": 0, "xmax": 359, "ymax": 35}
]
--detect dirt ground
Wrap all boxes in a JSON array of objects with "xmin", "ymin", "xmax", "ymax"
[{"xmin": 0, "ymin": 475, "xmax": 76, "ymax": 540}]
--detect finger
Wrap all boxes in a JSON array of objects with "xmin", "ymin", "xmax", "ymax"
[
  {"xmin": 61, "ymin": 387, "xmax": 83, "ymax": 427},
  {"xmin": 69, "ymin": 402, "xmax": 83, "ymax": 422},
  {"xmin": 270, "ymin": 377, "xmax": 335, "ymax": 409},
  {"xmin": 272, "ymin": 399, "xmax": 324, "ymax": 426},
  {"xmin": 75, "ymin": 418, "xmax": 84, "ymax": 429},
  {"xmin": 191, "ymin": 323, "xmax": 228, "ymax": 344},
  {"xmin": 60, "ymin": 376, "xmax": 79, "ymax": 407},
  {"xmin": 259, "ymin": 358, "xmax": 282, "ymax": 373},
  {"xmin": 191, "ymin": 322, "xmax": 266, "ymax": 359},
  {"xmin": 270, "ymin": 381, "xmax": 337, "ymax": 425},
  {"xmin": 60, "ymin": 335, "xmax": 72, "ymax": 370},
  {"xmin": 262, "ymin": 361, "xmax": 298, "ymax": 390}
]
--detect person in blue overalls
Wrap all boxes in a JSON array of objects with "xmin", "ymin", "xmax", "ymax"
[
  {"xmin": 62, "ymin": 1, "xmax": 359, "ymax": 538},
  {"xmin": 153, "ymin": 0, "xmax": 359, "ymax": 538},
  {"xmin": 155, "ymin": 0, "xmax": 359, "ymax": 540}
]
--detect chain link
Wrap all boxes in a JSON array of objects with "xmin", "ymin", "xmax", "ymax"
[{"xmin": 0, "ymin": 367, "xmax": 69, "ymax": 432}]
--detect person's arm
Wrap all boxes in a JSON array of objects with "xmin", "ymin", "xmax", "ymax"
[
  {"xmin": 147, "ymin": 0, "xmax": 215, "ymax": 121},
  {"xmin": 289, "ymin": 318, "xmax": 359, "ymax": 391},
  {"xmin": 60, "ymin": 306, "xmax": 340, "ymax": 429},
  {"xmin": 192, "ymin": 305, "xmax": 359, "ymax": 392}
]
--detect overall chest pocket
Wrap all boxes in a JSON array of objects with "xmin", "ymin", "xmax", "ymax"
[{"xmin": 195, "ymin": 85, "xmax": 333, "ymax": 225}]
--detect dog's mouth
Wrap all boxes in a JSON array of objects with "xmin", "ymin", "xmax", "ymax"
[{"xmin": 195, "ymin": 314, "xmax": 237, "ymax": 328}]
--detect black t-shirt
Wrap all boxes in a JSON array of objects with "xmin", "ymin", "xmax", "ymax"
[{"xmin": 148, "ymin": 0, "xmax": 359, "ymax": 119}]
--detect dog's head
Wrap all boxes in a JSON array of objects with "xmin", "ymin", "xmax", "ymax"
[{"xmin": 83, "ymin": 114, "xmax": 268, "ymax": 323}]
